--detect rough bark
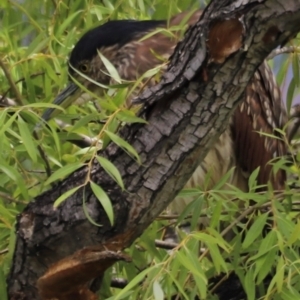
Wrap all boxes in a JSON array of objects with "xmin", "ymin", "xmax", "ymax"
[{"xmin": 7, "ymin": 0, "xmax": 300, "ymax": 299}]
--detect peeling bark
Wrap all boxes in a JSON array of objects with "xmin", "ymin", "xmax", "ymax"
[{"xmin": 7, "ymin": 0, "xmax": 300, "ymax": 299}]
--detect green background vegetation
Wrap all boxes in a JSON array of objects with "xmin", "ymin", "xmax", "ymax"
[{"xmin": 1, "ymin": 0, "xmax": 300, "ymax": 299}]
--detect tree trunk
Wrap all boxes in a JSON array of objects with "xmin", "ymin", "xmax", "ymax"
[{"xmin": 7, "ymin": 0, "xmax": 300, "ymax": 299}]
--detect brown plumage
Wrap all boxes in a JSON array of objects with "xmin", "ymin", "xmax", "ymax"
[
  {"xmin": 232, "ymin": 63, "xmax": 287, "ymax": 190},
  {"xmin": 42, "ymin": 10, "xmax": 287, "ymax": 214}
]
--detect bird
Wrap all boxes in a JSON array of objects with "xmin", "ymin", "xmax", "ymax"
[{"xmin": 41, "ymin": 10, "xmax": 287, "ymax": 217}]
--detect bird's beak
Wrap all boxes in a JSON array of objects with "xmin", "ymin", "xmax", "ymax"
[{"xmin": 41, "ymin": 82, "xmax": 81, "ymax": 121}]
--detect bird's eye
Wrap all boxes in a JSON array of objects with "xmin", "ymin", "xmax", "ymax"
[{"xmin": 79, "ymin": 64, "xmax": 89, "ymax": 73}]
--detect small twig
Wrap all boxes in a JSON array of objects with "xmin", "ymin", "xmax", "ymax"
[
  {"xmin": 66, "ymin": 136, "xmax": 102, "ymax": 149},
  {"xmin": 110, "ymin": 277, "xmax": 128, "ymax": 289},
  {"xmin": 0, "ymin": 58, "xmax": 24, "ymax": 106},
  {"xmin": 27, "ymin": 170, "xmax": 47, "ymax": 174},
  {"xmin": 55, "ymin": 120, "xmax": 103, "ymax": 149},
  {"xmin": 32, "ymin": 131, "xmax": 52, "ymax": 178},
  {"xmin": 154, "ymin": 239, "xmax": 178, "ymax": 250},
  {"xmin": 0, "ymin": 72, "xmax": 53, "ymax": 102},
  {"xmin": 267, "ymin": 46, "xmax": 300, "ymax": 60},
  {"xmin": 0, "ymin": 248, "xmax": 8, "ymax": 255},
  {"xmin": 216, "ymin": 191, "xmax": 298, "ymax": 239},
  {"xmin": 0, "ymin": 192, "xmax": 27, "ymax": 205},
  {"xmin": 0, "ymin": 95, "xmax": 17, "ymax": 107},
  {"xmin": 15, "ymin": 72, "xmax": 46, "ymax": 85}
]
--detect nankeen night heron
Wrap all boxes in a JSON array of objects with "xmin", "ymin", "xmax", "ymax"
[{"xmin": 41, "ymin": 10, "xmax": 287, "ymax": 215}]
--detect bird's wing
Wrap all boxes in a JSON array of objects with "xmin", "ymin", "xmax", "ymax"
[
  {"xmin": 232, "ymin": 62, "xmax": 287, "ymax": 190},
  {"xmin": 116, "ymin": 10, "xmax": 203, "ymax": 81}
]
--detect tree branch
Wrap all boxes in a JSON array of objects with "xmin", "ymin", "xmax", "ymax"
[
  {"xmin": 0, "ymin": 58, "xmax": 24, "ymax": 106},
  {"xmin": 267, "ymin": 45, "xmax": 300, "ymax": 60}
]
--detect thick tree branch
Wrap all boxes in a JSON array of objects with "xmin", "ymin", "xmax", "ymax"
[{"xmin": 7, "ymin": 0, "xmax": 300, "ymax": 299}]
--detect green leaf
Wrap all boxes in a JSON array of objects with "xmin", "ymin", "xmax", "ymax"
[
  {"xmin": 45, "ymin": 162, "xmax": 85, "ymax": 185},
  {"xmin": 281, "ymin": 286, "xmax": 300, "ymax": 300},
  {"xmin": 17, "ymin": 116, "xmax": 37, "ymax": 162},
  {"xmin": 0, "ymin": 158, "xmax": 28, "ymax": 200},
  {"xmin": 82, "ymin": 187, "xmax": 102, "ymax": 227},
  {"xmin": 98, "ymin": 51, "xmax": 122, "ymax": 83},
  {"xmin": 192, "ymin": 232, "xmax": 219, "ymax": 246},
  {"xmin": 287, "ymin": 77, "xmax": 296, "ymax": 114},
  {"xmin": 206, "ymin": 228, "xmax": 231, "ymax": 252},
  {"xmin": 209, "ymin": 198, "xmax": 222, "ymax": 229},
  {"xmin": 39, "ymin": 60, "xmax": 61, "ymax": 85},
  {"xmin": 90, "ymin": 181, "xmax": 114, "ymax": 226},
  {"xmin": 248, "ymin": 167, "xmax": 260, "ymax": 190},
  {"xmin": 275, "ymin": 255, "xmax": 284, "ymax": 293},
  {"xmin": 98, "ymin": 99, "xmax": 119, "ymax": 111},
  {"xmin": 292, "ymin": 53, "xmax": 300, "ymax": 87},
  {"xmin": 96, "ymin": 156, "xmax": 124, "ymax": 189},
  {"xmin": 0, "ymin": 204, "xmax": 15, "ymax": 223},
  {"xmin": 114, "ymin": 265, "xmax": 157, "ymax": 300},
  {"xmin": 105, "ymin": 130, "xmax": 140, "ymax": 163},
  {"xmin": 105, "ymin": 291, "xmax": 133, "ymax": 300},
  {"xmin": 71, "ymin": 113, "xmax": 104, "ymax": 132},
  {"xmin": 111, "ymin": 87, "xmax": 128, "ymax": 107},
  {"xmin": 0, "ymin": 268, "xmax": 8, "ymax": 300},
  {"xmin": 116, "ymin": 110, "xmax": 147, "ymax": 124},
  {"xmin": 244, "ymin": 268, "xmax": 255, "ymax": 300},
  {"xmin": 255, "ymin": 247, "xmax": 276, "ymax": 283},
  {"xmin": 53, "ymin": 186, "xmax": 81, "ymax": 208},
  {"xmin": 207, "ymin": 242, "xmax": 228, "ymax": 273},
  {"xmin": 69, "ymin": 68, "xmax": 109, "ymax": 91},
  {"xmin": 212, "ymin": 168, "xmax": 234, "ymax": 190},
  {"xmin": 128, "ymin": 65, "xmax": 162, "ymax": 96},
  {"xmin": 178, "ymin": 188, "xmax": 201, "ymax": 197},
  {"xmin": 176, "ymin": 251, "xmax": 206, "ymax": 283},
  {"xmin": 248, "ymin": 230, "xmax": 277, "ymax": 261},
  {"xmin": 0, "ymin": 112, "xmax": 17, "ymax": 137},
  {"xmin": 102, "ymin": 0, "xmax": 114, "ymax": 10},
  {"xmin": 242, "ymin": 213, "xmax": 268, "ymax": 249},
  {"xmin": 48, "ymin": 123, "xmax": 62, "ymax": 155},
  {"xmin": 56, "ymin": 10, "xmax": 82, "ymax": 37},
  {"xmin": 73, "ymin": 147, "xmax": 98, "ymax": 157},
  {"xmin": 25, "ymin": 33, "xmax": 49, "ymax": 55},
  {"xmin": 0, "ymin": 111, "xmax": 7, "ymax": 129},
  {"xmin": 153, "ymin": 281, "xmax": 164, "ymax": 300},
  {"xmin": 167, "ymin": 271, "xmax": 190, "ymax": 300},
  {"xmin": 287, "ymin": 220, "xmax": 300, "ymax": 246},
  {"xmin": 190, "ymin": 195, "xmax": 205, "ymax": 230},
  {"xmin": 182, "ymin": 248, "xmax": 208, "ymax": 298}
]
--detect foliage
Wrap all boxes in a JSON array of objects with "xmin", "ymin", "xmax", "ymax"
[{"xmin": 1, "ymin": 0, "xmax": 300, "ymax": 299}]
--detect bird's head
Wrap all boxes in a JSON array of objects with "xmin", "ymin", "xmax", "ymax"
[{"xmin": 41, "ymin": 19, "xmax": 165, "ymax": 121}]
